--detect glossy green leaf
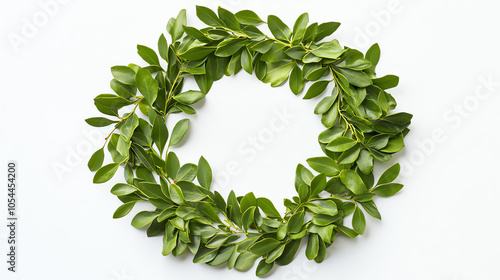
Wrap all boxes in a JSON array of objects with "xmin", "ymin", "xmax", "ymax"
[
  {"xmin": 263, "ymin": 61, "xmax": 294, "ymax": 87},
  {"xmin": 235, "ymin": 10, "xmax": 264, "ymax": 25},
  {"xmin": 292, "ymin": 13, "xmax": 309, "ymax": 43},
  {"xmin": 306, "ymin": 233, "xmax": 319, "ymax": 260},
  {"xmin": 93, "ymin": 163, "xmax": 120, "ymax": 184},
  {"xmin": 326, "ymin": 136, "xmax": 357, "ymax": 152},
  {"xmin": 135, "ymin": 68, "xmax": 158, "ymax": 105},
  {"xmin": 235, "ymin": 251, "xmax": 259, "ymax": 271},
  {"xmin": 373, "ymin": 75, "xmax": 399, "ymax": 89},
  {"xmin": 303, "ymin": 80, "xmax": 329, "ymax": 99},
  {"xmin": 287, "ymin": 210, "xmax": 305, "ymax": 233},
  {"xmin": 377, "ymin": 163, "xmax": 400, "ymax": 185},
  {"xmin": 314, "ymin": 22, "xmax": 341, "ymax": 42},
  {"xmin": 267, "ymin": 15, "xmax": 292, "ymax": 41},
  {"xmin": 88, "ymin": 148, "xmax": 105, "ymax": 171},
  {"xmin": 306, "ymin": 157, "xmax": 339, "ymax": 176},
  {"xmin": 85, "ymin": 117, "xmax": 117, "ymax": 127},
  {"xmin": 152, "ymin": 116, "xmax": 168, "ymax": 154},
  {"xmin": 111, "ymin": 66, "xmax": 136, "ymax": 85},
  {"xmin": 131, "ymin": 211, "xmax": 159, "ymax": 228},
  {"xmin": 196, "ymin": 6, "xmax": 225, "ymax": 27},
  {"xmin": 352, "ymin": 207, "xmax": 366, "ymax": 234},
  {"xmin": 174, "ymin": 90, "xmax": 205, "ymax": 105},
  {"xmin": 169, "ymin": 119, "xmax": 189, "ymax": 146},
  {"xmin": 275, "ymin": 239, "xmax": 300, "ymax": 266},
  {"xmin": 289, "ymin": 64, "xmax": 305, "ymax": 95},
  {"xmin": 256, "ymin": 260, "xmax": 273, "ymax": 276},
  {"xmin": 339, "ymin": 170, "xmax": 367, "ymax": 195},
  {"xmin": 366, "ymin": 43, "xmax": 380, "ymax": 73},
  {"xmin": 372, "ymin": 183, "xmax": 403, "ymax": 197},
  {"xmin": 311, "ymin": 40, "xmax": 345, "ymax": 59},
  {"xmin": 249, "ymin": 238, "xmax": 281, "ymax": 256},
  {"xmin": 197, "ymin": 156, "xmax": 212, "ymax": 190},
  {"xmin": 137, "ymin": 45, "xmax": 160, "ymax": 66},
  {"xmin": 113, "ymin": 201, "xmax": 136, "ymax": 219}
]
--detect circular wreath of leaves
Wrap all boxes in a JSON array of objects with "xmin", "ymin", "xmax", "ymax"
[{"xmin": 86, "ymin": 6, "xmax": 412, "ymax": 277}]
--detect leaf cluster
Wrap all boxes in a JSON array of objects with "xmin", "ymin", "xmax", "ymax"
[{"xmin": 86, "ymin": 6, "xmax": 412, "ymax": 277}]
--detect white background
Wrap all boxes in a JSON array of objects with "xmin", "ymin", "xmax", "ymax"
[{"xmin": 1, "ymin": 0, "xmax": 499, "ymax": 279}]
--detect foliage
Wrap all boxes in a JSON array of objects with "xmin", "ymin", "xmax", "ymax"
[{"xmin": 87, "ymin": 6, "xmax": 412, "ymax": 276}]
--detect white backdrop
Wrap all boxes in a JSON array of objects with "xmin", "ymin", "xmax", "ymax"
[{"xmin": 1, "ymin": 0, "xmax": 499, "ymax": 279}]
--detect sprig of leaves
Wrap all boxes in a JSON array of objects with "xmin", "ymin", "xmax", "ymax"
[{"xmin": 87, "ymin": 6, "xmax": 412, "ymax": 277}]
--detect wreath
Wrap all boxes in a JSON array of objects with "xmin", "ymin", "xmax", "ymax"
[{"xmin": 86, "ymin": 6, "xmax": 412, "ymax": 277}]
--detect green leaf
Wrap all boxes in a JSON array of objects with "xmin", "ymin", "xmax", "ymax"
[
  {"xmin": 366, "ymin": 43, "xmax": 380, "ymax": 73},
  {"xmin": 158, "ymin": 34, "xmax": 168, "ymax": 62},
  {"xmin": 304, "ymin": 200, "xmax": 338, "ymax": 216},
  {"xmin": 173, "ymin": 90, "xmax": 205, "ymax": 105},
  {"xmin": 256, "ymin": 260, "xmax": 273, "ymax": 277},
  {"xmin": 285, "ymin": 46, "xmax": 307, "ymax": 60},
  {"xmin": 289, "ymin": 64, "xmax": 304, "ymax": 95},
  {"xmin": 183, "ymin": 26, "xmax": 211, "ymax": 43},
  {"xmin": 169, "ymin": 119, "xmax": 189, "ymax": 146},
  {"xmin": 314, "ymin": 238, "xmax": 326, "ymax": 263},
  {"xmin": 169, "ymin": 184, "xmax": 185, "ymax": 205},
  {"xmin": 113, "ymin": 201, "xmax": 136, "ymax": 219},
  {"xmin": 85, "ymin": 117, "xmax": 117, "ymax": 127},
  {"xmin": 180, "ymin": 46, "xmax": 216, "ymax": 60},
  {"xmin": 209, "ymin": 245, "xmax": 235, "ymax": 266},
  {"xmin": 326, "ymin": 136, "xmax": 357, "ymax": 152},
  {"xmin": 176, "ymin": 163, "xmax": 197, "ymax": 181},
  {"xmin": 373, "ymin": 75, "xmax": 399, "ymax": 89},
  {"xmin": 249, "ymin": 40, "xmax": 274, "ymax": 53},
  {"xmin": 380, "ymin": 134, "xmax": 405, "ymax": 153},
  {"xmin": 111, "ymin": 66, "xmax": 136, "ymax": 85},
  {"xmin": 314, "ymin": 22, "xmax": 341, "ymax": 42},
  {"xmin": 240, "ymin": 192, "xmax": 257, "ymax": 214},
  {"xmin": 193, "ymin": 247, "xmax": 218, "ymax": 263},
  {"xmin": 318, "ymin": 126, "xmax": 344, "ymax": 143},
  {"xmin": 218, "ymin": 7, "xmax": 240, "ymax": 31},
  {"xmin": 275, "ymin": 239, "xmax": 300, "ymax": 266},
  {"xmin": 310, "ymin": 40, "xmax": 345, "ymax": 59},
  {"xmin": 196, "ymin": 6, "xmax": 225, "ymax": 27},
  {"xmin": 337, "ymin": 224, "xmax": 358, "ymax": 238},
  {"xmin": 88, "ymin": 148, "xmax": 105, "ymax": 171},
  {"xmin": 242, "ymin": 206, "xmax": 255, "ymax": 231},
  {"xmin": 165, "ymin": 152, "xmax": 180, "ymax": 179},
  {"xmin": 340, "ymin": 170, "xmax": 367, "ymax": 195},
  {"xmin": 235, "ymin": 251, "xmax": 259, "ymax": 271},
  {"xmin": 306, "ymin": 233, "xmax": 319, "ymax": 260},
  {"xmin": 137, "ymin": 45, "xmax": 160, "ymax": 66},
  {"xmin": 235, "ymin": 10, "xmax": 264, "ymax": 25},
  {"xmin": 267, "ymin": 15, "xmax": 292, "ymax": 41},
  {"xmin": 288, "ymin": 210, "xmax": 305, "ymax": 233},
  {"xmin": 110, "ymin": 79, "xmax": 136, "ymax": 98},
  {"xmin": 196, "ymin": 201, "xmax": 222, "ymax": 223},
  {"xmin": 256, "ymin": 197, "xmax": 281, "ymax": 218},
  {"xmin": 356, "ymin": 150, "xmax": 374, "ymax": 175},
  {"xmin": 135, "ymin": 68, "xmax": 158, "ymax": 106},
  {"xmin": 170, "ymin": 9, "xmax": 187, "ymax": 42},
  {"xmin": 261, "ymin": 43, "xmax": 287, "ymax": 62},
  {"xmin": 152, "ymin": 116, "xmax": 168, "ymax": 154},
  {"xmin": 372, "ymin": 183, "xmax": 403, "ymax": 197},
  {"xmin": 321, "ymin": 103, "xmax": 339, "ymax": 128},
  {"xmin": 131, "ymin": 211, "xmax": 159, "ymax": 228},
  {"xmin": 197, "ymin": 156, "xmax": 212, "ymax": 190},
  {"xmin": 241, "ymin": 47, "xmax": 253, "ymax": 74},
  {"xmin": 303, "ymin": 23, "xmax": 318, "ymax": 43},
  {"xmin": 306, "ymin": 157, "xmax": 339, "ymax": 176},
  {"xmin": 310, "ymin": 174, "xmax": 327, "ymax": 196},
  {"xmin": 110, "ymin": 183, "xmax": 136, "ymax": 196},
  {"xmin": 215, "ymin": 38, "xmax": 248, "ymax": 57},
  {"xmin": 314, "ymin": 95, "xmax": 336, "ymax": 114},
  {"xmin": 377, "ymin": 163, "xmax": 400, "ymax": 185},
  {"xmin": 249, "ymin": 238, "xmax": 281, "ymax": 256},
  {"xmin": 352, "ymin": 207, "xmax": 366, "ymax": 235},
  {"xmin": 303, "ymin": 80, "xmax": 329, "ymax": 99},
  {"xmin": 93, "ymin": 163, "xmax": 120, "ymax": 184},
  {"xmin": 359, "ymin": 200, "xmax": 381, "ymax": 219},
  {"xmin": 337, "ymin": 68, "xmax": 372, "ymax": 87},
  {"xmin": 263, "ymin": 61, "xmax": 294, "ymax": 87},
  {"xmin": 292, "ymin": 13, "xmax": 309, "ymax": 43}
]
